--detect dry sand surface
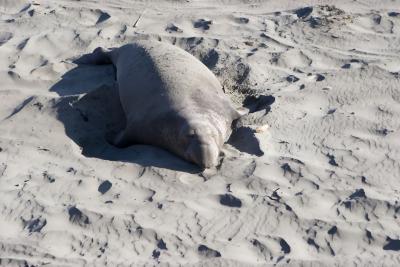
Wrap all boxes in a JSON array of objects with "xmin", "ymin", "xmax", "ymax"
[{"xmin": 1, "ymin": 0, "xmax": 400, "ymax": 266}]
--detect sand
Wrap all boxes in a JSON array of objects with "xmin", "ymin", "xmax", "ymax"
[{"xmin": 0, "ymin": 0, "xmax": 400, "ymax": 266}]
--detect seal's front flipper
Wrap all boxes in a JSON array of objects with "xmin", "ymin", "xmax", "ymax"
[
  {"xmin": 231, "ymin": 106, "xmax": 249, "ymax": 121},
  {"xmin": 74, "ymin": 47, "xmax": 112, "ymax": 65},
  {"xmin": 236, "ymin": 107, "xmax": 250, "ymax": 117}
]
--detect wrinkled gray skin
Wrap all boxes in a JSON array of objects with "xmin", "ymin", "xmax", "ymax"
[{"xmin": 81, "ymin": 40, "xmax": 241, "ymax": 168}]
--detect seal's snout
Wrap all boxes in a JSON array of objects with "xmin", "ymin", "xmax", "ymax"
[
  {"xmin": 180, "ymin": 120, "xmax": 222, "ymax": 168},
  {"xmin": 185, "ymin": 140, "xmax": 219, "ymax": 168}
]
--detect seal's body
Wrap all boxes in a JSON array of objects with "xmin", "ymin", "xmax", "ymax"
[{"xmin": 83, "ymin": 40, "xmax": 241, "ymax": 168}]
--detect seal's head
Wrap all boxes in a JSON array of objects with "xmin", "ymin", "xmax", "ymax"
[{"xmin": 180, "ymin": 121, "xmax": 222, "ymax": 168}]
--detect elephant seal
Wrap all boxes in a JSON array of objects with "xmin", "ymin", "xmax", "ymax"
[{"xmin": 78, "ymin": 40, "xmax": 242, "ymax": 168}]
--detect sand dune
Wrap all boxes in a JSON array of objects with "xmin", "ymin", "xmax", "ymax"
[{"xmin": 0, "ymin": 0, "xmax": 399, "ymax": 266}]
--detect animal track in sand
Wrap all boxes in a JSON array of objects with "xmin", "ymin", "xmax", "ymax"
[
  {"xmin": 383, "ymin": 238, "xmax": 400, "ymax": 251},
  {"xmin": 165, "ymin": 23, "xmax": 183, "ymax": 33},
  {"xmin": 152, "ymin": 249, "xmax": 161, "ymax": 260},
  {"xmin": 286, "ymin": 75, "xmax": 299, "ymax": 83},
  {"xmin": 157, "ymin": 239, "xmax": 167, "ymax": 250},
  {"xmin": 251, "ymin": 236, "xmax": 291, "ymax": 263},
  {"xmin": 295, "ymin": 6, "xmax": 313, "ymax": 19},
  {"xmin": 219, "ymin": 194, "xmax": 242, "ymax": 208},
  {"xmin": 98, "ymin": 180, "xmax": 112, "ymax": 194},
  {"xmin": 17, "ymin": 38, "xmax": 29, "ymax": 50},
  {"xmin": 388, "ymin": 12, "xmax": 400, "ymax": 17},
  {"xmin": 96, "ymin": 10, "xmax": 111, "ymax": 24},
  {"xmin": 22, "ymin": 217, "xmax": 47, "ymax": 233},
  {"xmin": 198, "ymin": 244, "xmax": 221, "ymax": 257},
  {"xmin": 200, "ymin": 48, "xmax": 219, "ymax": 69},
  {"xmin": 341, "ymin": 63, "xmax": 351, "ymax": 69},
  {"xmin": 279, "ymin": 238, "xmax": 291, "ymax": 254},
  {"xmin": 353, "ymin": 13, "xmax": 394, "ymax": 34},
  {"xmin": 68, "ymin": 206, "xmax": 90, "ymax": 226},
  {"xmin": 0, "ymin": 32, "xmax": 13, "ymax": 46},
  {"xmin": 294, "ymin": 5, "xmax": 348, "ymax": 29},
  {"xmin": 234, "ymin": 17, "xmax": 249, "ymax": 24},
  {"xmin": 194, "ymin": 19, "xmax": 212, "ymax": 30},
  {"xmin": 77, "ymin": 8, "xmax": 111, "ymax": 26},
  {"xmin": 326, "ymin": 153, "xmax": 339, "ymax": 167}
]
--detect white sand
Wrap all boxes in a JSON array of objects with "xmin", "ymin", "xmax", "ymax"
[{"xmin": 0, "ymin": 0, "xmax": 400, "ymax": 266}]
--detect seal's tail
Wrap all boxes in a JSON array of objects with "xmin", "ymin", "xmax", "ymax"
[{"xmin": 73, "ymin": 47, "xmax": 112, "ymax": 65}]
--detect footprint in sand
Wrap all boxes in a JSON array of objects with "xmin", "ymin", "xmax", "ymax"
[
  {"xmin": 22, "ymin": 217, "xmax": 47, "ymax": 233},
  {"xmin": 68, "ymin": 206, "xmax": 90, "ymax": 226},
  {"xmin": 234, "ymin": 17, "xmax": 249, "ymax": 24},
  {"xmin": 304, "ymin": 73, "xmax": 325, "ymax": 82},
  {"xmin": 198, "ymin": 245, "xmax": 221, "ymax": 258},
  {"xmin": 194, "ymin": 19, "xmax": 212, "ymax": 30},
  {"xmin": 96, "ymin": 10, "xmax": 111, "ymax": 24},
  {"xmin": 388, "ymin": 12, "xmax": 400, "ymax": 17},
  {"xmin": 98, "ymin": 180, "xmax": 112, "ymax": 194},
  {"xmin": 0, "ymin": 32, "xmax": 13, "ymax": 46},
  {"xmin": 78, "ymin": 9, "xmax": 111, "ymax": 26},
  {"xmin": 383, "ymin": 238, "xmax": 400, "ymax": 251},
  {"xmin": 286, "ymin": 75, "xmax": 300, "ymax": 83},
  {"xmin": 165, "ymin": 23, "xmax": 183, "ymax": 33},
  {"xmin": 17, "ymin": 38, "xmax": 29, "ymax": 50},
  {"xmin": 341, "ymin": 63, "xmax": 351, "ymax": 69},
  {"xmin": 219, "ymin": 193, "xmax": 242, "ymax": 208}
]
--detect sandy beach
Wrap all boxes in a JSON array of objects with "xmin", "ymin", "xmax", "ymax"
[{"xmin": 0, "ymin": 0, "xmax": 400, "ymax": 266}]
